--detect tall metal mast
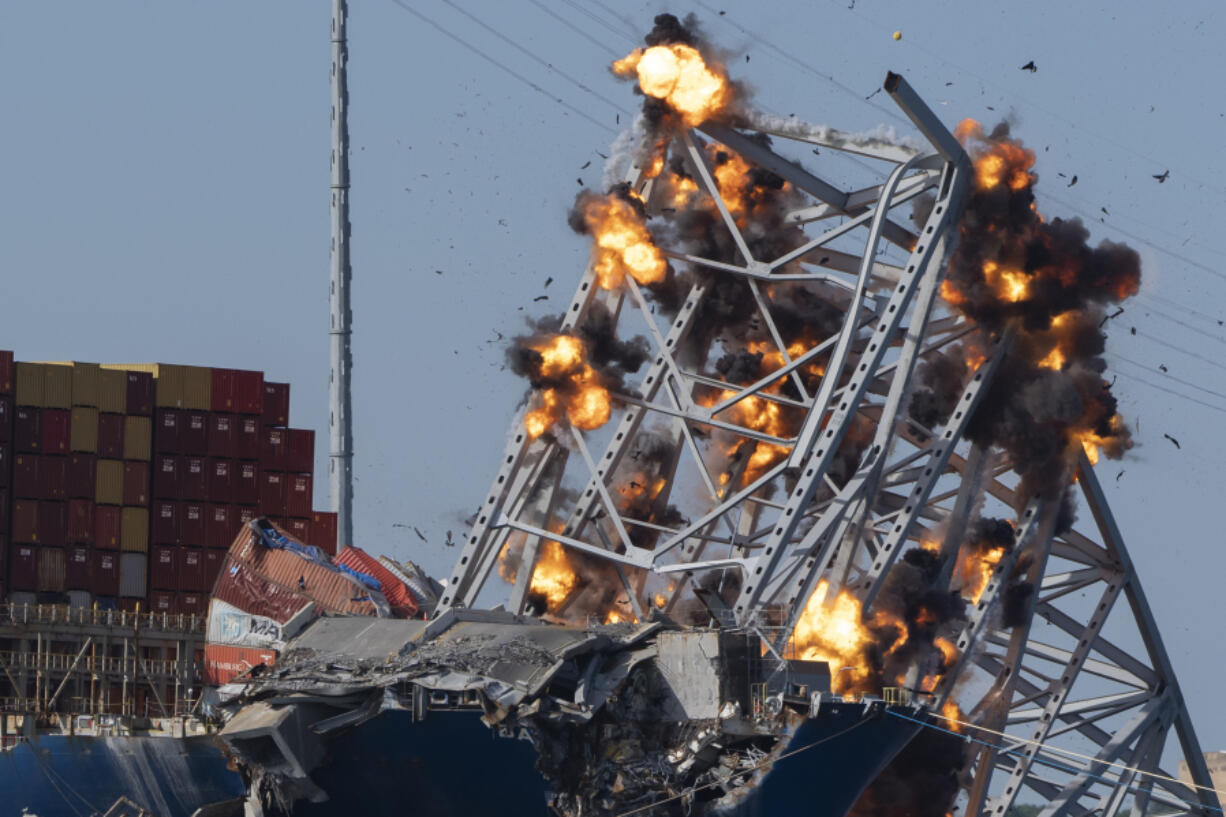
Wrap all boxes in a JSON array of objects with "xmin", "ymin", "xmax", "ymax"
[{"xmin": 329, "ymin": 0, "xmax": 354, "ymax": 548}]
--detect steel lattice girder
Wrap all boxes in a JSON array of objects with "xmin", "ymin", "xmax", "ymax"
[{"xmin": 433, "ymin": 71, "xmax": 1220, "ymax": 817}]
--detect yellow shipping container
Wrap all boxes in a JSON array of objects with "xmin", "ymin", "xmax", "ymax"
[
  {"xmin": 120, "ymin": 507, "xmax": 149, "ymax": 553},
  {"xmin": 42, "ymin": 364, "xmax": 73, "ymax": 408},
  {"xmin": 182, "ymin": 366, "xmax": 213, "ymax": 410},
  {"xmin": 98, "ymin": 368, "xmax": 127, "ymax": 413},
  {"xmin": 123, "ymin": 416, "xmax": 152, "ymax": 461},
  {"xmin": 71, "ymin": 362, "xmax": 101, "ymax": 407},
  {"xmin": 70, "ymin": 407, "xmax": 99, "ymax": 453},
  {"xmin": 155, "ymin": 364, "xmax": 186, "ymax": 409},
  {"xmin": 96, "ymin": 459, "xmax": 124, "ymax": 505},
  {"xmin": 15, "ymin": 363, "xmax": 44, "ymax": 407}
]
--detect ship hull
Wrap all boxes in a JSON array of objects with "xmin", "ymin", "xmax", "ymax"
[{"xmin": 2, "ymin": 733, "xmax": 243, "ymax": 817}]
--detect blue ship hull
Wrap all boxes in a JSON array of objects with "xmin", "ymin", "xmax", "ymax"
[{"xmin": 2, "ymin": 734, "xmax": 244, "ymax": 817}]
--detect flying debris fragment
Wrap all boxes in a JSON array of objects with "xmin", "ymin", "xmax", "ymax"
[
  {"xmin": 1020, "ymin": 60, "xmax": 1037, "ymax": 72},
  {"xmin": 1153, "ymin": 169, "xmax": 1170, "ymax": 182},
  {"xmin": 1164, "ymin": 433, "xmax": 1181, "ymax": 449}
]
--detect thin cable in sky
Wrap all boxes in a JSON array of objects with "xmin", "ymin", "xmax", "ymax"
[
  {"xmin": 1129, "ymin": 301, "xmax": 1226, "ymax": 348},
  {"xmin": 1131, "ymin": 327, "xmax": 1226, "ymax": 375},
  {"xmin": 440, "ymin": 0, "xmax": 632, "ymax": 117},
  {"xmin": 1115, "ymin": 369, "xmax": 1226, "ymax": 416},
  {"xmin": 386, "ymin": 0, "xmax": 616, "ymax": 135},
  {"xmin": 1108, "ymin": 353, "xmax": 1226, "ymax": 403},
  {"xmin": 526, "ymin": 0, "xmax": 622, "ymax": 58},
  {"xmin": 558, "ymin": 0, "xmax": 641, "ymax": 47}
]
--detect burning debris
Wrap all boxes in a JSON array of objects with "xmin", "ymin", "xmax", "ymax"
[{"xmin": 570, "ymin": 186, "xmax": 668, "ymax": 289}]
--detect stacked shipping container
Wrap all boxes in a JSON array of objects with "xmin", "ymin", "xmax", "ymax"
[{"xmin": 0, "ymin": 353, "xmax": 339, "ymax": 614}]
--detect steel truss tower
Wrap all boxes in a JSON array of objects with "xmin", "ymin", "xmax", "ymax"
[{"xmin": 436, "ymin": 72, "xmax": 1220, "ymax": 817}]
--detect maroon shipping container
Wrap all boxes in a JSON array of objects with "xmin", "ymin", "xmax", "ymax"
[
  {"xmin": 38, "ymin": 455, "xmax": 67, "ymax": 500},
  {"xmin": 183, "ymin": 412, "xmax": 209, "ymax": 456},
  {"xmin": 201, "ymin": 548, "xmax": 223, "ymax": 589},
  {"xmin": 0, "ymin": 487, "xmax": 9, "ymax": 534},
  {"xmin": 235, "ymin": 416, "xmax": 260, "ymax": 460},
  {"xmin": 285, "ymin": 517, "xmax": 311, "ymax": 543},
  {"xmin": 10, "ymin": 545, "xmax": 37, "ymax": 590},
  {"xmin": 95, "ymin": 505, "xmax": 121, "ymax": 550},
  {"xmin": 0, "ymin": 350, "xmax": 11, "ymax": 395},
  {"xmin": 12, "ymin": 500, "xmax": 38, "ymax": 543},
  {"xmin": 286, "ymin": 429, "xmax": 315, "ymax": 474},
  {"xmin": 234, "ymin": 370, "xmax": 264, "ymax": 415},
  {"xmin": 126, "ymin": 371, "xmax": 153, "ymax": 416},
  {"xmin": 259, "ymin": 471, "xmax": 285, "ymax": 516},
  {"xmin": 236, "ymin": 505, "xmax": 258, "ymax": 527},
  {"xmin": 0, "ymin": 395, "xmax": 11, "ymax": 442},
  {"xmin": 286, "ymin": 474, "xmax": 312, "ymax": 518},
  {"xmin": 151, "ymin": 546, "xmax": 177, "ymax": 590},
  {"xmin": 261, "ymin": 382, "xmax": 289, "ymax": 427},
  {"xmin": 211, "ymin": 368, "xmax": 236, "ymax": 412},
  {"xmin": 39, "ymin": 501, "xmax": 67, "ymax": 546},
  {"xmin": 122, "ymin": 461, "xmax": 149, "ymax": 506},
  {"xmin": 181, "ymin": 456, "xmax": 207, "ymax": 500},
  {"xmin": 206, "ymin": 504, "xmax": 231, "ymax": 550},
  {"xmin": 260, "ymin": 427, "xmax": 287, "ymax": 470},
  {"xmin": 153, "ymin": 454, "xmax": 179, "ymax": 498},
  {"xmin": 92, "ymin": 550, "xmax": 120, "ymax": 596},
  {"xmin": 180, "ymin": 590, "xmax": 205, "ymax": 618},
  {"xmin": 152, "ymin": 500, "xmax": 177, "ymax": 545},
  {"xmin": 67, "ymin": 499, "xmax": 94, "ymax": 543},
  {"xmin": 149, "ymin": 590, "xmax": 175, "ymax": 615},
  {"xmin": 13, "ymin": 454, "xmax": 38, "ymax": 498},
  {"xmin": 311, "ymin": 511, "xmax": 338, "ymax": 555},
  {"xmin": 180, "ymin": 548, "xmax": 205, "ymax": 593},
  {"xmin": 234, "ymin": 461, "xmax": 259, "ymax": 505},
  {"xmin": 209, "ymin": 459, "xmax": 233, "ymax": 504},
  {"xmin": 66, "ymin": 545, "xmax": 91, "ymax": 590},
  {"xmin": 14, "ymin": 408, "xmax": 40, "ymax": 453},
  {"xmin": 98, "ymin": 413, "xmax": 124, "ymax": 458},
  {"xmin": 209, "ymin": 414, "xmax": 235, "ymax": 458},
  {"xmin": 0, "ymin": 442, "xmax": 8, "ymax": 486},
  {"xmin": 180, "ymin": 502, "xmax": 205, "ymax": 547},
  {"xmin": 68, "ymin": 454, "xmax": 96, "ymax": 499},
  {"xmin": 154, "ymin": 409, "xmax": 182, "ymax": 454},
  {"xmin": 41, "ymin": 409, "xmax": 70, "ymax": 454}
]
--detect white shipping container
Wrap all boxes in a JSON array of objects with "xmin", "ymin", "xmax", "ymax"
[
  {"xmin": 67, "ymin": 590, "xmax": 92, "ymax": 609},
  {"xmin": 119, "ymin": 552, "xmax": 147, "ymax": 598}
]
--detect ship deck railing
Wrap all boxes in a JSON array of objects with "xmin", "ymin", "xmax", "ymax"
[
  {"xmin": 0, "ymin": 604, "xmax": 206, "ymax": 635},
  {"xmin": 0, "ymin": 650, "xmax": 195, "ymax": 677}
]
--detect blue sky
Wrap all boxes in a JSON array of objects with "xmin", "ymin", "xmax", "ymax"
[{"xmin": 3, "ymin": 0, "xmax": 1224, "ymax": 753}]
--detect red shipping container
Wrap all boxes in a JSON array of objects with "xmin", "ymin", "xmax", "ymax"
[
  {"xmin": 236, "ymin": 506, "xmax": 258, "ymax": 527},
  {"xmin": 235, "ymin": 461, "xmax": 259, "ymax": 505},
  {"xmin": 152, "ymin": 500, "xmax": 177, "ymax": 545},
  {"xmin": 209, "ymin": 459, "xmax": 234, "ymax": 504},
  {"xmin": 0, "ymin": 442, "xmax": 8, "ymax": 485},
  {"xmin": 66, "ymin": 545, "xmax": 91, "ymax": 590},
  {"xmin": 151, "ymin": 546, "xmax": 177, "ymax": 590},
  {"xmin": 126, "ymin": 371, "xmax": 153, "ymax": 416},
  {"xmin": 180, "ymin": 591, "xmax": 205, "ymax": 618},
  {"xmin": 259, "ymin": 472, "xmax": 285, "ymax": 516},
  {"xmin": 209, "ymin": 414, "xmax": 235, "ymax": 458},
  {"xmin": 12, "ymin": 500, "xmax": 38, "ymax": 543},
  {"xmin": 311, "ymin": 511, "xmax": 338, "ymax": 555},
  {"xmin": 179, "ymin": 548, "xmax": 205, "ymax": 592},
  {"xmin": 10, "ymin": 545, "xmax": 37, "ymax": 590},
  {"xmin": 286, "ymin": 474, "xmax": 312, "ymax": 518},
  {"xmin": 98, "ymin": 413, "xmax": 124, "ymax": 458},
  {"xmin": 14, "ymin": 408, "xmax": 40, "ymax": 453},
  {"xmin": 41, "ymin": 409, "xmax": 70, "ymax": 454},
  {"xmin": 261, "ymin": 382, "xmax": 289, "ymax": 427},
  {"xmin": 183, "ymin": 412, "xmax": 209, "ymax": 456},
  {"xmin": 211, "ymin": 368, "xmax": 236, "ymax": 412},
  {"xmin": 180, "ymin": 502, "xmax": 206, "ymax": 546},
  {"xmin": 153, "ymin": 454, "xmax": 180, "ymax": 498},
  {"xmin": 68, "ymin": 454, "xmax": 96, "ymax": 499},
  {"xmin": 150, "ymin": 590, "xmax": 175, "ymax": 615},
  {"xmin": 181, "ymin": 456, "xmax": 207, "ymax": 500},
  {"xmin": 38, "ymin": 455, "xmax": 67, "ymax": 500},
  {"xmin": 206, "ymin": 504, "xmax": 232, "ymax": 550},
  {"xmin": 0, "ymin": 350, "xmax": 11, "ymax": 395},
  {"xmin": 335, "ymin": 546, "xmax": 419, "ymax": 618},
  {"xmin": 154, "ymin": 409, "xmax": 182, "ymax": 454},
  {"xmin": 234, "ymin": 370, "xmax": 264, "ymax": 415},
  {"xmin": 95, "ymin": 505, "xmax": 121, "ymax": 550},
  {"xmin": 203, "ymin": 643, "xmax": 276, "ymax": 685},
  {"xmin": 260, "ymin": 427, "xmax": 287, "ymax": 470},
  {"xmin": 286, "ymin": 429, "xmax": 315, "ymax": 474},
  {"xmin": 122, "ymin": 461, "xmax": 149, "ymax": 506},
  {"xmin": 285, "ymin": 517, "xmax": 311, "ymax": 543},
  {"xmin": 201, "ymin": 548, "xmax": 223, "ymax": 589},
  {"xmin": 117, "ymin": 598, "xmax": 141, "ymax": 613},
  {"xmin": 0, "ymin": 395, "xmax": 11, "ymax": 442},
  {"xmin": 39, "ymin": 501, "xmax": 67, "ymax": 546},
  {"xmin": 92, "ymin": 550, "xmax": 119, "ymax": 596},
  {"xmin": 235, "ymin": 416, "xmax": 260, "ymax": 460},
  {"xmin": 13, "ymin": 453, "xmax": 38, "ymax": 498},
  {"xmin": 68, "ymin": 499, "xmax": 94, "ymax": 543}
]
